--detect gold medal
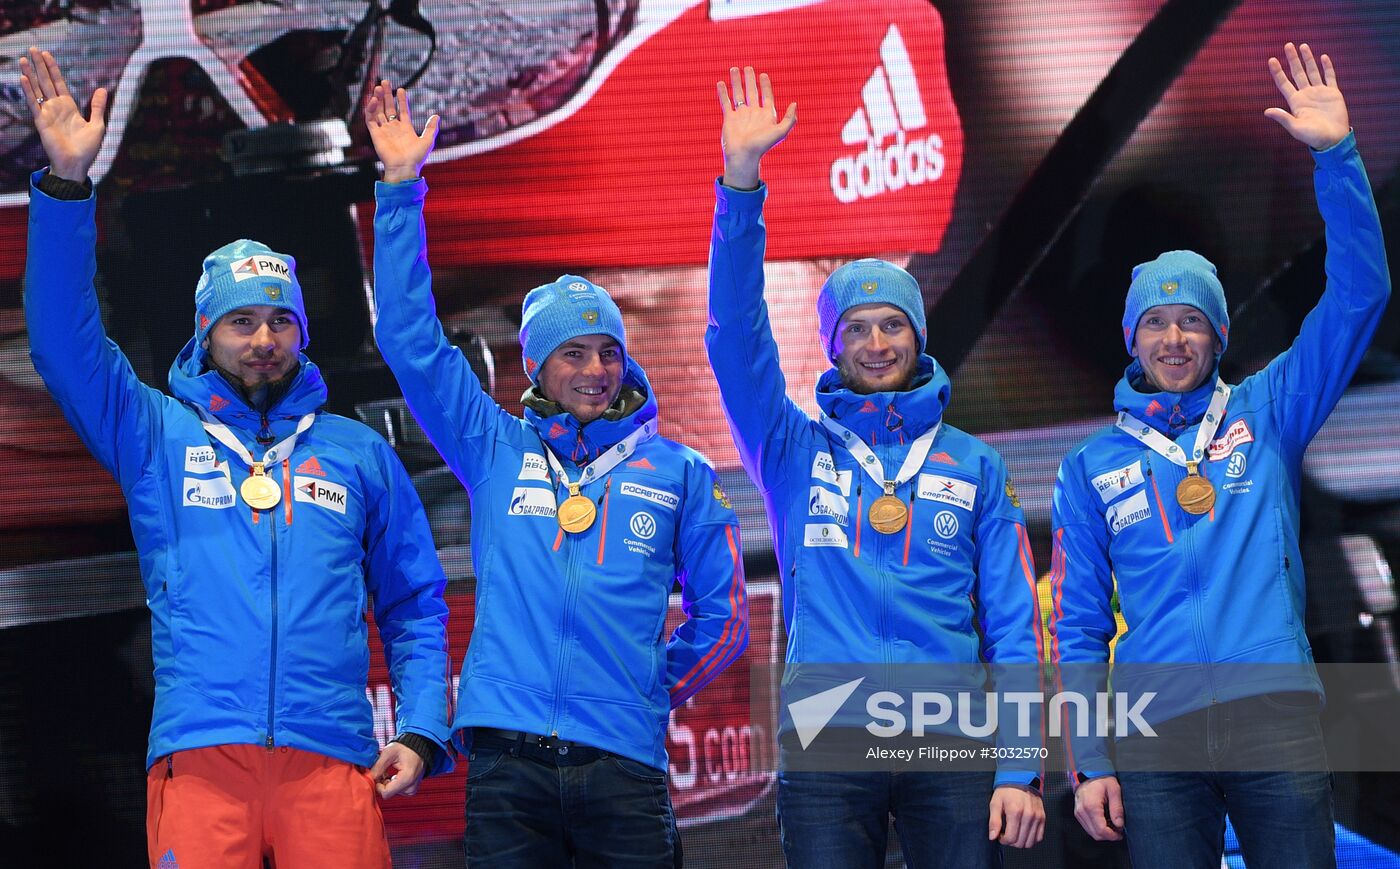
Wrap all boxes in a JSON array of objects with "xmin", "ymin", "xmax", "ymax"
[
  {"xmin": 241, "ymin": 463, "xmax": 282, "ymax": 510},
  {"xmin": 1175, "ymin": 463, "xmax": 1215, "ymax": 515},
  {"xmin": 557, "ymin": 485, "xmax": 597, "ymax": 533},
  {"xmin": 869, "ymin": 484, "xmax": 908, "ymax": 534}
]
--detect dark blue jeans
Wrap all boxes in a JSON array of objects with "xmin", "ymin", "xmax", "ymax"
[
  {"xmin": 1115, "ymin": 692, "xmax": 1335, "ymax": 869},
  {"xmin": 777, "ymin": 739, "xmax": 1001, "ymax": 869},
  {"xmin": 464, "ymin": 733, "xmax": 680, "ymax": 868}
]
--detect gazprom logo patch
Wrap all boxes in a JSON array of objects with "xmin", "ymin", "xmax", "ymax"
[
  {"xmin": 183, "ymin": 476, "xmax": 236, "ymax": 510},
  {"xmin": 1106, "ymin": 490, "xmax": 1151, "ymax": 535},
  {"xmin": 508, "ymin": 487, "xmax": 557, "ymax": 518}
]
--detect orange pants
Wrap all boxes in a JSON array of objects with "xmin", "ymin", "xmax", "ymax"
[{"xmin": 146, "ymin": 744, "xmax": 391, "ymax": 869}]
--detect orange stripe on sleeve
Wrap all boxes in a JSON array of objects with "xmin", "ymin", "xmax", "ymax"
[{"xmin": 671, "ymin": 525, "xmax": 748, "ymax": 700}]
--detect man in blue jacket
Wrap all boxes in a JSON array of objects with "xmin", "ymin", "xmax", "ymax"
[
  {"xmin": 364, "ymin": 81, "xmax": 749, "ymax": 866},
  {"xmin": 706, "ymin": 67, "xmax": 1046, "ymax": 867},
  {"xmin": 19, "ymin": 49, "xmax": 454, "ymax": 868},
  {"xmin": 1051, "ymin": 43, "xmax": 1390, "ymax": 869}
]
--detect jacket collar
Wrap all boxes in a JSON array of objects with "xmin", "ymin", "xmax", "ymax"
[
  {"xmin": 814, "ymin": 354, "xmax": 949, "ymax": 445},
  {"xmin": 1113, "ymin": 359, "xmax": 1220, "ymax": 436},
  {"xmin": 524, "ymin": 357, "xmax": 659, "ymax": 466},
  {"xmin": 168, "ymin": 336, "xmax": 327, "ymax": 432}
]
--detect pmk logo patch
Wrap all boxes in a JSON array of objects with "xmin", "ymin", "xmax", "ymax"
[
  {"xmin": 231, "ymin": 255, "xmax": 291, "ymax": 283},
  {"xmin": 294, "ymin": 477, "xmax": 347, "ymax": 514}
]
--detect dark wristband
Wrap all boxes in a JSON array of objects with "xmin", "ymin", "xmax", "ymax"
[
  {"xmin": 391, "ymin": 732, "xmax": 438, "ymax": 773},
  {"xmin": 37, "ymin": 171, "xmax": 92, "ymax": 201}
]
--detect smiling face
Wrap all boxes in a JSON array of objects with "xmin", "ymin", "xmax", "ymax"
[
  {"xmin": 1131, "ymin": 303, "xmax": 1221, "ymax": 393},
  {"xmin": 538, "ymin": 334, "xmax": 625, "ymax": 423},
  {"xmin": 832, "ymin": 303, "xmax": 920, "ymax": 394},
  {"xmin": 203, "ymin": 305, "xmax": 301, "ymax": 388}
]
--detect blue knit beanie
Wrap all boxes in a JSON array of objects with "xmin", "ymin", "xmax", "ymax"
[
  {"xmin": 1122, "ymin": 250, "xmax": 1229, "ymax": 354},
  {"xmin": 194, "ymin": 239, "xmax": 308, "ymax": 351},
  {"xmin": 816, "ymin": 259, "xmax": 927, "ymax": 360},
  {"xmin": 519, "ymin": 275, "xmax": 627, "ymax": 382}
]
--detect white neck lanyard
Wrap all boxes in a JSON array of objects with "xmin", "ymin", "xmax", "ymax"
[
  {"xmin": 541, "ymin": 419, "xmax": 658, "ymax": 493},
  {"xmin": 819, "ymin": 414, "xmax": 942, "ymax": 496},
  {"xmin": 1115, "ymin": 378, "xmax": 1231, "ymax": 469},
  {"xmin": 198, "ymin": 408, "xmax": 317, "ymax": 472}
]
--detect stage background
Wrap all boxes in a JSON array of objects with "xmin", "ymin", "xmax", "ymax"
[{"xmin": 1, "ymin": 1, "xmax": 1398, "ymax": 866}]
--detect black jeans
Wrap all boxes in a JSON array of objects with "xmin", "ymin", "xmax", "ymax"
[{"xmin": 464, "ymin": 730, "xmax": 681, "ymax": 868}]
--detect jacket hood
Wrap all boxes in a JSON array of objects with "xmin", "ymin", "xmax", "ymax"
[
  {"xmin": 1113, "ymin": 359, "xmax": 1220, "ymax": 437},
  {"xmin": 169, "ymin": 335, "xmax": 328, "ymax": 427},
  {"xmin": 524, "ymin": 355, "xmax": 659, "ymax": 466},
  {"xmin": 815, "ymin": 354, "xmax": 949, "ymax": 443}
]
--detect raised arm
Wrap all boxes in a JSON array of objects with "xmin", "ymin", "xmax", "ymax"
[
  {"xmin": 19, "ymin": 47, "xmax": 108, "ymax": 183},
  {"xmin": 21, "ymin": 48, "xmax": 161, "ymax": 484},
  {"xmin": 1259, "ymin": 43, "xmax": 1390, "ymax": 445},
  {"xmin": 367, "ymin": 81, "xmax": 513, "ymax": 488},
  {"xmin": 705, "ymin": 67, "xmax": 808, "ymax": 491}
]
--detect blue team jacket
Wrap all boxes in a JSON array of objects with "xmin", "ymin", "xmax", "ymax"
[
  {"xmin": 706, "ymin": 182, "xmax": 1045, "ymax": 787},
  {"xmin": 1048, "ymin": 133, "xmax": 1391, "ymax": 780},
  {"xmin": 372, "ymin": 178, "xmax": 748, "ymax": 772},
  {"xmin": 24, "ymin": 175, "xmax": 455, "ymax": 771}
]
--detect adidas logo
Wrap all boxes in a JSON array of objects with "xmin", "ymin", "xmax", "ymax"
[
  {"xmin": 209, "ymin": 394, "xmax": 230, "ymax": 412},
  {"xmin": 548, "ymin": 422, "xmax": 569, "ymax": 440},
  {"xmin": 158, "ymin": 849, "xmax": 179, "ymax": 869},
  {"xmin": 859, "ymin": 400, "xmax": 879, "ymax": 414},
  {"xmin": 627, "ymin": 457, "xmax": 655, "ymax": 470},
  {"xmin": 927, "ymin": 452, "xmax": 956, "ymax": 466},
  {"xmin": 295, "ymin": 455, "xmax": 326, "ymax": 477},
  {"xmin": 831, "ymin": 24, "xmax": 947, "ymax": 204}
]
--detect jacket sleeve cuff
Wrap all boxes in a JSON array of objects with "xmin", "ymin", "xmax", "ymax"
[
  {"xmin": 993, "ymin": 769, "xmax": 1042, "ymax": 793},
  {"xmin": 375, "ymin": 176, "xmax": 428, "ymax": 205},
  {"xmin": 1312, "ymin": 129, "xmax": 1357, "ymax": 166},
  {"xmin": 714, "ymin": 178, "xmax": 767, "ymax": 214}
]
